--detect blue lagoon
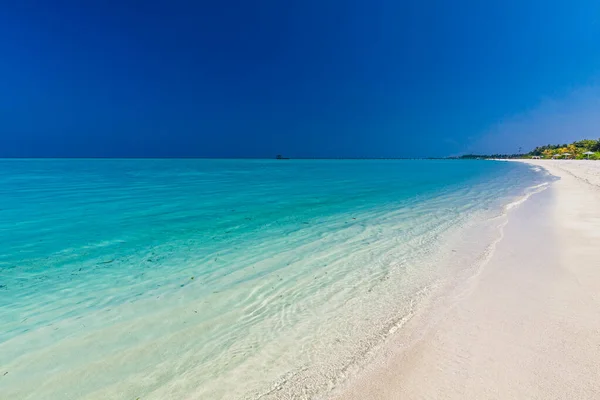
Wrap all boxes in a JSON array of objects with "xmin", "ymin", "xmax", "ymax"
[{"xmin": 0, "ymin": 159, "xmax": 550, "ymax": 399}]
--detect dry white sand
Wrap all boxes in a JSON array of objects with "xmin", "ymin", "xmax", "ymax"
[{"xmin": 335, "ymin": 160, "xmax": 600, "ymax": 400}]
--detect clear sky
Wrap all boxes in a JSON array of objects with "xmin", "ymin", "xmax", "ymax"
[{"xmin": 1, "ymin": 1, "xmax": 599, "ymax": 158}]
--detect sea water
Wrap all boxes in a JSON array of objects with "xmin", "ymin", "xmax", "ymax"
[{"xmin": 0, "ymin": 159, "xmax": 550, "ymax": 399}]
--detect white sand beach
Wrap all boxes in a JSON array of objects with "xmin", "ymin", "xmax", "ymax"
[{"xmin": 335, "ymin": 160, "xmax": 600, "ymax": 400}]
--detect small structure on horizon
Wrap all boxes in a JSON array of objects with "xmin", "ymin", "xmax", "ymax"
[{"xmin": 583, "ymin": 151, "xmax": 594, "ymax": 159}]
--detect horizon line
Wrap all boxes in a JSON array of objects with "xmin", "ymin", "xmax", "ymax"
[{"xmin": 0, "ymin": 156, "xmax": 522, "ymax": 161}]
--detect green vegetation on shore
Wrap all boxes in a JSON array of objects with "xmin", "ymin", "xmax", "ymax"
[{"xmin": 459, "ymin": 138, "xmax": 600, "ymax": 160}]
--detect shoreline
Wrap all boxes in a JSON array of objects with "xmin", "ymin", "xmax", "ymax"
[
  {"xmin": 334, "ymin": 160, "xmax": 600, "ymax": 399},
  {"xmin": 3, "ymin": 160, "xmax": 597, "ymax": 399}
]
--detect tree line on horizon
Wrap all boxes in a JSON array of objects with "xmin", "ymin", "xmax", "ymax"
[{"xmin": 459, "ymin": 138, "xmax": 600, "ymax": 160}]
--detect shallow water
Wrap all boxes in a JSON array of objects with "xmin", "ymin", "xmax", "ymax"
[{"xmin": 0, "ymin": 159, "xmax": 549, "ymax": 399}]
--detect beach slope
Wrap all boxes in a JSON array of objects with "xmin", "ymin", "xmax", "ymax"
[{"xmin": 336, "ymin": 160, "xmax": 600, "ymax": 400}]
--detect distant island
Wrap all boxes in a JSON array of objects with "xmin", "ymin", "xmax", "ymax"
[{"xmin": 458, "ymin": 138, "xmax": 600, "ymax": 160}]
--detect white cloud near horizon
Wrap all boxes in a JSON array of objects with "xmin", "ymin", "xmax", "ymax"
[{"xmin": 467, "ymin": 85, "xmax": 600, "ymax": 154}]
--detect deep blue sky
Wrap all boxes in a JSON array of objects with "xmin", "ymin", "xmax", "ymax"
[{"xmin": 1, "ymin": 1, "xmax": 599, "ymax": 157}]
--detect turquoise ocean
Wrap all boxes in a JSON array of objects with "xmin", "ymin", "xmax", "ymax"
[{"xmin": 0, "ymin": 159, "xmax": 550, "ymax": 399}]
